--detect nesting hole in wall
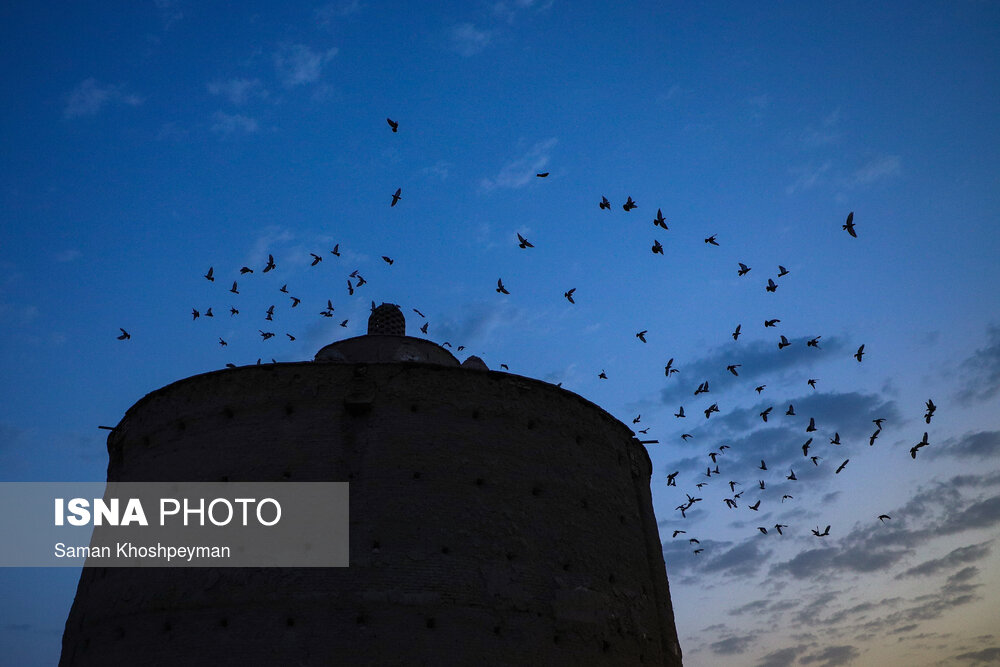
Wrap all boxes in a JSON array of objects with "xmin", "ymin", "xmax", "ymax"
[
  {"xmin": 410, "ymin": 404, "xmax": 419, "ymax": 412},
  {"xmin": 142, "ymin": 436, "xmax": 151, "ymax": 447},
  {"xmin": 505, "ymin": 551, "xmax": 515, "ymax": 561},
  {"xmin": 617, "ymin": 452, "xmax": 623, "ymax": 465},
  {"xmin": 472, "ymin": 410, "xmax": 480, "ymax": 420},
  {"xmin": 176, "ymin": 420, "xmax": 186, "ymax": 431},
  {"xmin": 608, "ymin": 574, "xmax": 616, "ymax": 583},
  {"xmin": 223, "ymin": 406, "xmax": 234, "ymax": 418},
  {"xmin": 553, "ymin": 635, "xmax": 560, "ymax": 644},
  {"xmin": 475, "ymin": 478, "xmax": 484, "ymax": 487},
  {"xmin": 527, "ymin": 420, "xmax": 535, "ymax": 430},
  {"xmin": 619, "ymin": 514, "xmax": 626, "ymax": 525},
  {"xmin": 425, "ymin": 618, "xmax": 436, "ymax": 629},
  {"xmin": 219, "ymin": 618, "xmax": 228, "ymax": 628},
  {"xmin": 412, "ymin": 471, "xmax": 421, "ymax": 479},
  {"xmin": 561, "ymin": 561, "xmax": 571, "ymax": 571},
  {"xmin": 282, "ymin": 471, "xmax": 291, "ymax": 480},
  {"xmin": 286, "ymin": 617, "xmax": 295, "ymax": 627},
  {"xmin": 493, "ymin": 625, "xmax": 501, "ymax": 636},
  {"xmin": 602, "ymin": 640, "xmax": 611, "ymax": 652},
  {"xmin": 116, "ymin": 627, "xmax": 125, "ymax": 639},
  {"xmin": 581, "ymin": 498, "xmax": 589, "ymax": 509},
  {"xmin": 372, "ymin": 540, "xmax": 380, "ymax": 553},
  {"xmin": 441, "ymin": 546, "xmax": 450, "ymax": 554},
  {"xmin": 356, "ymin": 614, "xmax": 367, "ymax": 626},
  {"xmin": 285, "ymin": 404, "xmax": 295, "ymax": 416},
  {"xmin": 575, "ymin": 435, "xmax": 583, "ymax": 446},
  {"xmin": 220, "ymin": 475, "xmax": 229, "ymax": 482},
  {"xmin": 162, "ymin": 621, "xmax": 172, "ymax": 632},
  {"xmin": 531, "ymin": 486, "xmax": 542, "ymax": 496}
]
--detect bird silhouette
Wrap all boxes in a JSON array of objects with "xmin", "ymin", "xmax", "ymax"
[
  {"xmin": 536, "ymin": 172, "xmax": 549, "ymax": 178},
  {"xmin": 830, "ymin": 432, "xmax": 841, "ymax": 445},
  {"xmin": 230, "ymin": 281, "xmax": 239, "ymax": 294},
  {"xmin": 240, "ymin": 266, "xmax": 253, "ymax": 274},
  {"xmin": 672, "ymin": 529, "xmax": 686, "ymax": 537},
  {"xmin": 782, "ymin": 495, "xmax": 794, "ymax": 502},
  {"xmin": 652, "ymin": 239, "xmax": 664, "ymax": 254},
  {"xmin": 420, "ymin": 322, "xmax": 428, "ymax": 334},
  {"xmin": 807, "ymin": 336, "xmax": 821, "ymax": 348},
  {"xmin": 666, "ymin": 471, "xmax": 679, "ymax": 486},
  {"xmin": 759, "ymin": 460, "xmax": 768, "ymax": 471},
  {"xmin": 654, "ymin": 209, "xmax": 668, "ymax": 229},
  {"xmin": 704, "ymin": 235, "xmax": 719, "ymax": 246},
  {"xmin": 910, "ymin": 432, "xmax": 930, "ymax": 458},
  {"xmin": 755, "ymin": 385, "xmax": 766, "ymax": 394},
  {"xmin": 924, "ymin": 399, "xmax": 936, "ymax": 423},
  {"xmin": 802, "ymin": 438, "xmax": 813, "ymax": 456},
  {"xmin": 340, "ymin": 319, "xmax": 349, "ymax": 328},
  {"xmin": 204, "ymin": 267, "xmax": 214, "ymax": 281},
  {"xmin": 812, "ymin": 525, "xmax": 831, "ymax": 537},
  {"xmin": 843, "ymin": 211, "xmax": 857, "ymax": 237},
  {"xmin": 205, "ymin": 307, "xmax": 213, "ymax": 317},
  {"xmin": 598, "ymin": 370, "xmax": 607, "ymax": 379},
  {"xmin": 737, "ymin": 262, "xmax": 751, "ymax": 277},
  {"xmin": 496, "ymin": 278, "xmax": 509, "ymax": 295},
  {"xmin": 808, "ymin": 378, "xmax": 818, "ymax": 389},
  {"xmin": 732, "ymin": 324, "xmax": 742, "ymax": 340},
  {"xmin": 310, "ymin": 253, "xmax": 322, "ymax": 266},
  {"xmin": 787, "ymin": 469, "xmax": 797, "ymax": 481},
  {"xmin": 727, "ymin": 364, "xmax": 741, "ymax": 376},
  {"xmin": 774, "ymin": 524, "xmax": 787, "ymax": 535},
  {"xmin": 873, "ymin": 418, "xmax": 886, "ymax": 429},
  {"xmin": 290, "ymin": 296, "xmax": 301, "ymax": 307},
  {"xmin": 786, "ymin": 404, "xmax": 795, "ymax": 416},
  {"xmin": 633, "ymin": 415, "xmax": 641, "ymax": 424},
  {"xmin": 331, "ymin": 244, "xmax": 340, "ymax": 256},
  {"xmin": 806, "ymin": 418, "xmax": 816, "ymax": 432},
  {"xmin": 777, "ymin": 265, "xmax": 790, "ymax": 277},
  {"xmin": 704, "ymin": 403, "xmax": 720, "ymax": 418},
  {"xmin": 855, "ymin": 344, "xmax": 865, "ymax": 362},
  {"xmin": 778, "ymin": 335, "xmax": 791, "ymax": 349},
  {"xmin": 636, "ymin": 330, "xmax": 648, "ymax": 343},
  {"xmin": 758, "ymin": 526, "xmax": 768, "ymax": 534},
  {"xmin": 564, "ymin": 288, "xmax": 576, "ymax": 303},
  {"xmin": 117, "ymin": 328, "xmax": 130, "ymax": 340},
  {"xmin": 516, "ymin": 232, "xmax": 534, "ymax": 249},
  {"xmin": 265, "ymin": 305, "xmax": 274, "ymax": 321},
  {"xmin": 766, "ymin": 278, "xmax": 778, "ymax": 293},
  {"xmin": 263, "ymin": 254, "xmax": 276, "ymax": 273},
  {"xmin": 694, "ymin": 381, "xmax": 709, "ymax": 395},
  {"xmin": 878, "ymin": 514, "xmax": 891, "ymax": 522},
  {"xmin": 192, "ymin": 309, "xmax": 200, "ymax": 320},
  {"xmin": 286, "ymin": 333, "xmax": 295, "ymax": 341},
  {"xmin": 869, "ymin": 429, "xmax": 881, "ymax": 446},
  {"xmin": 760, "ymin": 407, "xmax": 772, "ymax": 422},
  {"xmin": 382, "ymin": 256, "xmax": 394, "ymax": 265},
  {"xmin": 835, "ymin": 459, "xmax": 849, "ymax": 474},
  {"xmin": 259, "ymin": 330, "xmax": 275, "ymax": 340},
  {"xmin": 386, "ymin": 117, "xmax": 398, "ymax": 132},
  {"xmin": 413, "ymin": 308, "xmax": 425, "ymax": 317},
  {"xmin": 674, "ymin": 406, "xmax": 685, "ymax": 418},
  {"xmin": 391, "ymin": 188, "xmax": 402, "ymax": 207},
  {"xmin": 599, "ymin": 196, "xmax": 610, "ymax": 210},
  {"xmin": 623, "ymin": 196, "xmax": 637, "ymax": 211},
  {"xmin": 749, "ymin": 500, "xmax": 761, "ymax": 511},
  {"xmin": 280, "ymin": 284, "xmax": 288, "ymax": 293},
  {"xmin": 765, "ymin": 319, "xmax": 780, "ymax": 327},
  {"xmin": 230, "ymin": 307, "xmax": 239, "ymax": 316}
]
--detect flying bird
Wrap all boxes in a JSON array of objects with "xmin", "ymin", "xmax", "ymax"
[
  {"xmin": 765, "ymin": 319, "xmax": 780, "ymax": 327},
  {"xmin": 924, "ymin": 399, "xmax": 936, "ymax": 424},
  {"xmin": 855, "ymin": 344, "xmax": 865, "ymax": 362},
  {"xmin": 672, "ymin": 530, "xmax": 686, "ymax": 538},
  {"xmin": 598, "ymin": 370, "xmax": 607, "ymax": 379},
  {"xmin": 496, "ymin": 278, "xmax": 509, "ymax": 295},
  {"xmin": 787, "ymin": 469, "xmax": 797, "ymax": 481},
  {"xmin": 652, "ymin": 239, "xmax": 664, "ymax": 254},
  {"xmin": 843, "ymin": 211, "xmax": 857, "ymax": 237},
  {"xmin": 812, "ymin": 525, "xmax": 831, "ymax": 537},
  {"xmin": 694, "ymin": 381, "xmax": 709, "ymax": 395},
  {"xmin": 778, "ymin": 335, "xmax": 791, "ymax": 349},
  {"xmin": 192, "ymin": 308, "xmax": 200, "ymax": 320},
  {"xmin": 808, "ymin": 378, "xmax": 818, "ymax": 389},
  {"xmin": 774, "ymin": 524, "xmax": 787, "ymax": 535},
  {"xmin": 240, "ymin": 266, "xmax": 253, "ymax": 274},
  {"xmin": 386, "ymin": 117, "xmax": 398, "ymax": 132},
  {"xmin": 760, "ymin": 407, "xmax": 772, "ymax": 422},
  {"xmin": 664, "ymin": 358, "xmax": 677, "ymax": 376},
  {"xmin": 330, "ymin": 244, "xmax": 340, "ymax": 256},
  {"xmin": 674, "ymin": 406, "xmax": 685, "ymax": 418},
  {"xmin": 766, "ymin": 278, "xmax": 778, "ymax": 293},
  {"xmin": 758, "ymin": 526, "xmax": 768, "ymax": 534},
  {"xmin": 806, "ymin": 417, "xmax": 817, "ymax": 432},
  {"xmin": 749, "ymin": 500, "xmax": 761, "ymax": 511},
  {"xmin": 755, "ymin": 385, "xmax": 766, "ymax": 394},
  {"xmin": 391, "ymin": 188, "xmax": 402, "ymax": 207},
  {"xmin": 653, "ymin": 209, "xmax": 668, "ymax": 229},
  {"xmin": 869, "ymin": 430, "xmax": 881, "ymax": 446},
  {"xmin": 259, "ymin": 330, "xmax": 275, "ymax": 340},
  {"xmin": 280, "ymin": 284, "xmax": 288, "ymax": 293},
  {"xmin": 636, "ymin": 330, "xmax": 648, "ymax": 343},
  {"xmin": 230, "ymin": 307, "xmax": 239, "ymax": 316},
  {"xmin": 737, "ymin": 262, "xmax": 751, "ymax": 276},
  {"xmin": 830, "ymin": 432, "xmax": 841, "ymax": 445},
  {"xmin": 777, "ymin": 265, "xmax": 790, "ymax": 277},
  {"xmin": 340, "ymin": 319, "xmax": 349, "ymax": 327},
  {"xmin": 413, "ymin": 308, "xmax": 425, "ymax": 318},
  {"xmin": 516, "ymin": 232, "xmax": 534, "ymax": 249},
  {"xmin": 873, "ymin": 418, "xmax": 886, "ymax": 429},
  {"xmin": 759, "ymin": 460, "xmax": 768, "ymax": 471},
  {"xmin": 205, "ymin": 307, "xmax": 213, "ymax": 317},
  {"xmin": 230, "ymin": 281, "xmax": 239, "ymax": 294},
  {"xmin": 704, "ymin": 403, "xmax": 720, "ymax": 418},
  {"xmin": 666, "ymin": 471, "xmax": 679, "ymax": 487},
  {"xmin": 286, "ymin": 333, "xmax": 295, "ymax": 341},
  {"xmin": 265, "ymin": 305, "xmax": 275, "ymax": 321},
  {"xmin": 204, "ymin": 267, "xmax": 214, "ymax": 281},
  {"xmin": 835, "ymin": 459, "xmax": 850, "ymax": 474},
  {"xmin": 536, "ymin": 172, "xmax": 549, "ymax": 178},
  {"xmin": 310, "ymin": 253, "xmax": 322, "ymax": 266},
  {"xmin": 290, "ymin": 297, "xmax": 300, "ymax": 307},
  {"xmin": 347, "ymin": 280, "xmax": 354, "ymax": 295},
  {"xmin": 564, "ymin": 288, "xmax": 576, "ymax": 303},
  {"xmin": 878, "ymin": 514, "xmax": 891, "ymax": 523},
  {"xmin": 910, "ymin": 432, "xmax": 930, "ymax": 459},
  {"xmin": 786, "ymin": 404, "xmax": 796, "ymax": 415},
  {"xmin": 420, "ymin": 322, "xmax": 428, "ymax": 334},
  {"xmin": 382, "ymin": 256, "xmax": 394, "ymax": 265},
  {"xmin": 263, "ymin": 254, "xmax": 276, "ymax": 273},
  {"xmin": 623, "ymin": 196, "xmax": 637, "ymax": 211},
  {"xmin": 807, "ymin": 336, "xmax": 821, "ymax": 348},
  {"xmin": 802, "ymin": 438, "xmax": 813, "ymax": 456},
  {"xmin": 732, "ymin": 324, "xmax": 742, "ymax": 341},
  {"xmin": 117, "ymin": 328, "xmax": 130, "ymax": 340},
  {"xmin": 704, "ymin": 235, "xmax": 719, "ymax": 246},
  {"xmin": 599, "ymin": 196, "xmax": 611, "ymax": 210},
  {"xmin": 727, "ymin": 364, "xmax": 741, "ymax": 376}
]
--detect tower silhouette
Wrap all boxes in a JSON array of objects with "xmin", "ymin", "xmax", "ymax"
[{"xmin": 61, "ymin": 304, "xmax": 683, "ymax": 666}]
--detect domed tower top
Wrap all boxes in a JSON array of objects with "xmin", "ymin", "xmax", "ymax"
[{"xmin": 368, "ymin": 303, "xmax": 405, "ymax": 336}]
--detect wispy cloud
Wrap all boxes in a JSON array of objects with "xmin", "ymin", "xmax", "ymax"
[
  {"xmin": 315, "ymin": 0, "xmax": 362, "ymax": 25},
  {"xmin": 449, "ymin": 23, "xmax": 492, "ymax": 57},
  {"xmin": 273, "ymin": 44, "xmax": 338, "ymax": 87},
  {"xmin": 480, "ymin": 138, "xmax": 557, "ymax": 191},
  {"xmin": 207, "ymin": 78, "xmax": 268, "ymax": 105},
  {"xmin": 786, "ymin": 161, "xmax": 832, "ymax": 195},
  {"xmin": 956, "ymin": 325, "xmax": 1000, "ymax": 404},
  {"xmin": 799, "ymin": 645, "xmax": 861, "ymax": 667},
  {"xmin": 53, "ymin": 249, "xmax": 81, "ymax": 263},
  {"xmin": 63, "ymin": 78, "xmax": 143, "ymax": 119},
  {"xmin": 210, "ymin": 111, "xmax": 258, "ymax": 135},
  {"xmin": 896, "ymin": 541, "xmax": 993, "ymax": 579},
  {"xmin": 844, "ymin": 155, "xmax": 901, "ymax": 188}
]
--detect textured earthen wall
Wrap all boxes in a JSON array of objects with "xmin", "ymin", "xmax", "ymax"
[{"xmin": 61, "ymin": 361, "xmax": 682, "ymax": 666}]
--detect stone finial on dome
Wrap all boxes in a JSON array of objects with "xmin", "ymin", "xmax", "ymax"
[{"xmin": 367, "ymin": 303, "xmax": 405, "ymax": 336}]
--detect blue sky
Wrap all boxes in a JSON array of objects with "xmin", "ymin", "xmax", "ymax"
[{"xmin": 2, "ymin": 1, "xmax": 1000, "ymax": 665}]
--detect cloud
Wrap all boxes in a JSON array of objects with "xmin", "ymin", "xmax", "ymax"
[
  {"xmin": 210, "ymin": 112, "xmax": 258, "ymax": 135},
  {"xmin": 710, "ymin": 633, "xmax": 756, "ymax": 655},
  {"xmin": 786, "ymin": 161, "xmax": 832, "ymax": 194},
  {"xmin": 480, "ymin": 138, "xmax": 558, "ymax": 191},
  {"xmin": 450, "ymin": 23, "xmax": 492, "ymax": 57},
  {"xmin": 315, "ymin": 0, "xmax": 362, "ymax": 24},
  {"xmin": 845, "ymin": 155, "xmax": 901, "ymax": 187},
  {"xmin": 799, "ymin": 645, "xmax": 861, "ymax": 667},
  {"xmin": 956, "ymin": 325, "xmax": 1000, "ymax": 404},
  {"xmin": 63, "ymin": 79, "xmax": 143, "ymax": 118},
  {"xmin": 954, "ymin": 647, "xmax": 1000, "ymax": 664},
  {"xmin": 936, "ymin": 431, "xmax": 1000, "ymax": 460},
  {"xmin": 755, "ymin": 645, "xmax": 808, "ymax": 667},
  {"xmin": 53, "ymin": 249, "xmax": 81, "ymax": 263},
  {"xmin": 207, "ymin": 78, "xmax": 268, "ymax": 105},
  {"xmin": 896, "ymin": 541, "xmax": 992, "ymax": 579},
  {"xmin": 273, "ymin": 44, "xmax": 338, "ymax": 87}
]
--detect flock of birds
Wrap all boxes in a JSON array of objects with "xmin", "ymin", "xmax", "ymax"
[{"xmin": 114, "ymin": 115, "xmax": 941, "ymax": 559}]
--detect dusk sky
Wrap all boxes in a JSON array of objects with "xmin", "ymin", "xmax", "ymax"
[{"xmin": 3, "ymin": 1, "xmax": 1000, "ymax": 665}]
